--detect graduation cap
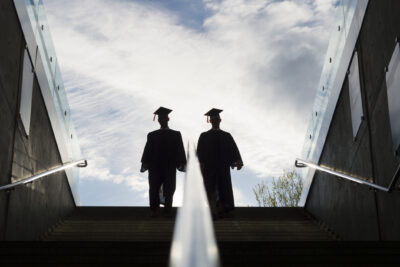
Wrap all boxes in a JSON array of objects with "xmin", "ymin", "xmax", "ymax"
[
  {"xmin": 205, "ymin": 108, "xmax": 223, "ymax": 123},
  {"xmin": 153, "ymin": 106, "xmax": 172, "ymax": 121}
]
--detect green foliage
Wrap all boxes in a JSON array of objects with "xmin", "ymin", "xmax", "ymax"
[{"xmin": 253, "ymin": 170, "xmax": 303, "ymax": 207}]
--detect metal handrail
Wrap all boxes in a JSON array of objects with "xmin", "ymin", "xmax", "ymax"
[
  {"xmin": 295, "ymin": 158, "xmax": 400, "ymax": 192},
  {"xmin": 0, "ymin": 159, "xmax": 87, "ymax": 192},
  {"xmin": 169, "ymin": 143, "xmax": 220, "ymax": 267}
]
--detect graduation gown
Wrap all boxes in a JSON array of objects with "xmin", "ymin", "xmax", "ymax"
[
  {"xmin": 141, "ymin": 129, "xmax": 186, "ymax": 210},
  {"xmin": 197, "ymin": 129, "xmax": 242, "ymax": 211}
]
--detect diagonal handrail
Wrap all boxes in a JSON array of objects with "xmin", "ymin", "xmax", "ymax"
[
  {"xmin": 295, "ymin": 158, "xmax": 400, "ymax": 193},
  {"xmin": 169, "ymin": 143, "xmax": 220, "ymax": 267},
  {"xmin": 0, "ymin": 159, "xmax": 87, "ymax": 192}
]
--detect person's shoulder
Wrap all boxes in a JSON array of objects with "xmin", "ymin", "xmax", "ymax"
[
  {"xmin": 197, "ymin": 131, "xmax": 208, "ymax": 142},
  {"xmin": 220, "ymin": 130, "xmax": 234, "ymax": 140},
  {"xmin": 167, "ymin": 129, "xmax": 182, "ymax": 136},
  {"xmin": 168, "ymin": 129, "xmax": 179, "ymax": 134},
  {"xmin": 218, "ymin": 129, "xmax": 231, "ymax": 136},
  {"xmin": 200, "ymin": 130, "xmax": 212, "ymax": 137},
  {"xmin": 148, "ymin": 129, "xmax": 159, "ymax": 135},
  {"xmin": 148, "ymin": 129, "xmax": 161, "ymax": 136}
]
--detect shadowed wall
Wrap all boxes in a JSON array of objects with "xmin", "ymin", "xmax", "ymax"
[
  {"xmin": 305, "ymin": 0, "xmax": 400, "ymax": 240},
  {"xmin": 0, "ymin": 0, "xmax": 75, "ymax": 240}
]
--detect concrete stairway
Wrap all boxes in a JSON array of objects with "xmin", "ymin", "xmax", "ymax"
[
  {"xmin": 1, "ymin": 207, "xmax": 400, "ymax": 266},
  {"xmin": 41, "ymin": 207, "xmax": 334, "ymax": 242},
  {"xmin": 42, "ymin": 207, "xmax": 176, "ymax": 242}
]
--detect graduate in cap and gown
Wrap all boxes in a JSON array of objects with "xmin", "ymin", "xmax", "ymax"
[
  {"xmin": 141, "ymin": 107, "xmax": 186, "ymax": 217},
  {"xmin": 197, "ymin": 108, "xmax": 243, "ymax": 218}
]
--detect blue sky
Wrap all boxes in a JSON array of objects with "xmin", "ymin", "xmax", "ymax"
[
  {"xmin": 43, "ymin": 0, "xmax": 337, "ymax": 206},
  {"xmin": 131, "ymin": 0, "xmax": 211, "ymax": 30}
]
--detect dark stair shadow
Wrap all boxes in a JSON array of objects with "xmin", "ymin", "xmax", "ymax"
[{"xmin": 1, "ymin": 207, "xmax": 400, "ymax": 266}]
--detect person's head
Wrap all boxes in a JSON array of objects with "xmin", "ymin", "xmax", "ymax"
[
  {"xmin": 158, "ymin": 114, "xmax": 169, "ymax": 128},
  {"xmin": 210, "ymin": 115, "xmax": 221, "ymax": 129},
  {"xmin": 205, "ymin": 108, "xmax": 223, "ymax": 129},
  {"xmin": 153, "ymin": 106, "xmax": 172, "ymax": 128}
]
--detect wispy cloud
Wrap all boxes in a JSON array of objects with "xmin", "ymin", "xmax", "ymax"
[{"xmin": 43, "ymin": 0, "xmax": 336, "ymax": 205}]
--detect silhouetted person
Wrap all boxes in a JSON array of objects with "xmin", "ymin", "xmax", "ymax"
[
  {"xmin": 141, "ymin": 107, "xmax": 186, "ymax": 217},
  {"xmin": 197, "ymin": 108, "xmax": 243, "ymax": 218}
]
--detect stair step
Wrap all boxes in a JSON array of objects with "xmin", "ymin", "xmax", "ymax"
[
  {"xmin": 42, "ymin": 207, "xmax": 333, "ymax": 242},
  {"xmin": 16, "ymin": 206, "xmax": 383, "ymax": 266},
  {"xmin": 3, "ymin": 207, "xmax": 400, "ymax": 266},
  {"xmin": 2, "ymin": 241, "xmax": 400, "ymax": 266}
]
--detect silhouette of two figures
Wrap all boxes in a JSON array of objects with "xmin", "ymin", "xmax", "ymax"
[{"xmin": 141, "ymin": 107, "xmax": 243, "ymax": 219}]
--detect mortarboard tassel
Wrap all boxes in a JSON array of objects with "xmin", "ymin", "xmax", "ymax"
[
  {"xmin": 153, "ymin": 114, "xmax": 156, "ymax": 121},
  {"xmin": 207, "ymin": 116, "xmax": 209, "ymax": 123}
]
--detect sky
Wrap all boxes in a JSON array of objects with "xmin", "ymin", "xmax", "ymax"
[{"xmin": 43, "ymin": 0, "xmax": 338, "ymax": 206}]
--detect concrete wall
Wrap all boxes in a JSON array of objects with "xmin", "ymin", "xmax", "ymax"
[
  {"xmin": 0, "ymin": 0, "xmax": 75, "ymax": 240},
  {"xmin": 305, "ymin": 0, "xmax": 400, "ymax": 240}
]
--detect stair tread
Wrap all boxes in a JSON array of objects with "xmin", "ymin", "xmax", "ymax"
[{"xmin": 41, "ymin": 207, "xmax": 334, "ymax": 242}]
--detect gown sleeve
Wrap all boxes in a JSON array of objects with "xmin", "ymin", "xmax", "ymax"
[
  {"xmin": 176, "ymin": 131, "xmax": 187, "ymax": 166},
  {"xmin": 196, "ymin": 133, "xmax": 206, "ymax": 164},
  {"xmin": 229, "ymin": 133, "xmax": 243, "ymax": 164},
  {"xmin": 141, "ymin": 133, "xmax": 152, "ymax": 164}
]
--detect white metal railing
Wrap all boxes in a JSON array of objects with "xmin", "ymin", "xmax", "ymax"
[
  {"xmin": 169, "ymin": 144, "xmax": 220, "ymax": 267},
  {"xmin": 0, "ymin": 160, "xmax": 87, "ymax": 192},
  {"xmin": 295, "ymin": 158, "xmax": 400, "ymax": 193}
]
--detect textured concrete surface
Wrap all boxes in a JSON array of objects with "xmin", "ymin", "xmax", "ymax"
[
  {"xmin": 0, "ymin": 0, "xmax": 23, "ymax": 109},
  {"xmin": 5, "ymin": 80, "xmax": 75, "ymax": 240},
  {"xmin": 0, "ymin": 0, "xmax": 75, "ymax": 240},
  {"xmin": 306, "ymin": 0, "xmax": 400, "ymax": 240},
  {"xmin": 306, "ymin": 81, "xmax": 379, "ymax": 240},
  {"xmin": 0, "ymin": 0, "xmax": 24, "ymax": 240},
  {"xmin": 367, "ymin": 67, "xmax": 400, "ymax": 240},
  {"xmin": 358, "ymin": 0, "xmax": 400, "ymax": 114}
]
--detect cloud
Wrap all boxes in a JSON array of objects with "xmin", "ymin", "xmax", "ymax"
[
  {"xmin": 43, "ymin": 0, "xmax": 337, "ymax": 205},
  {"xmin": 232, "ymin": 186, "xmax": 247, "ymax": 206}
]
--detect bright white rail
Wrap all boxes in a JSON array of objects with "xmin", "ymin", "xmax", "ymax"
[
  {"xmin": 295, "ymin": 158, "xmax": 400, "ymax": 193},
  {"xmin": 169, "ymin": 143, "xmax": 220, "ymax": 267},
  {"xmin": 0, "ymin": 159, "xmax": 87, "ymax": 192}
]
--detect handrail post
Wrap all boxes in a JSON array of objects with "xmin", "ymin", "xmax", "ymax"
[
  {"xmin": 295, "ymin": 159, "xmax": 307, "ymax": 168},
  {"xmin": 77, "ymin": 160, "xmax": 88, "ymax": 168}
]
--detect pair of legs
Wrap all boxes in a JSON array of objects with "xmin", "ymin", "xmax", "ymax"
[
  {"xmin": 148, "ymin": 167, "xmax": 176, "ymax": 215},
  {"xmin": 203, "ymin": 167, "xmax": 235, "ymax": 217}
]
